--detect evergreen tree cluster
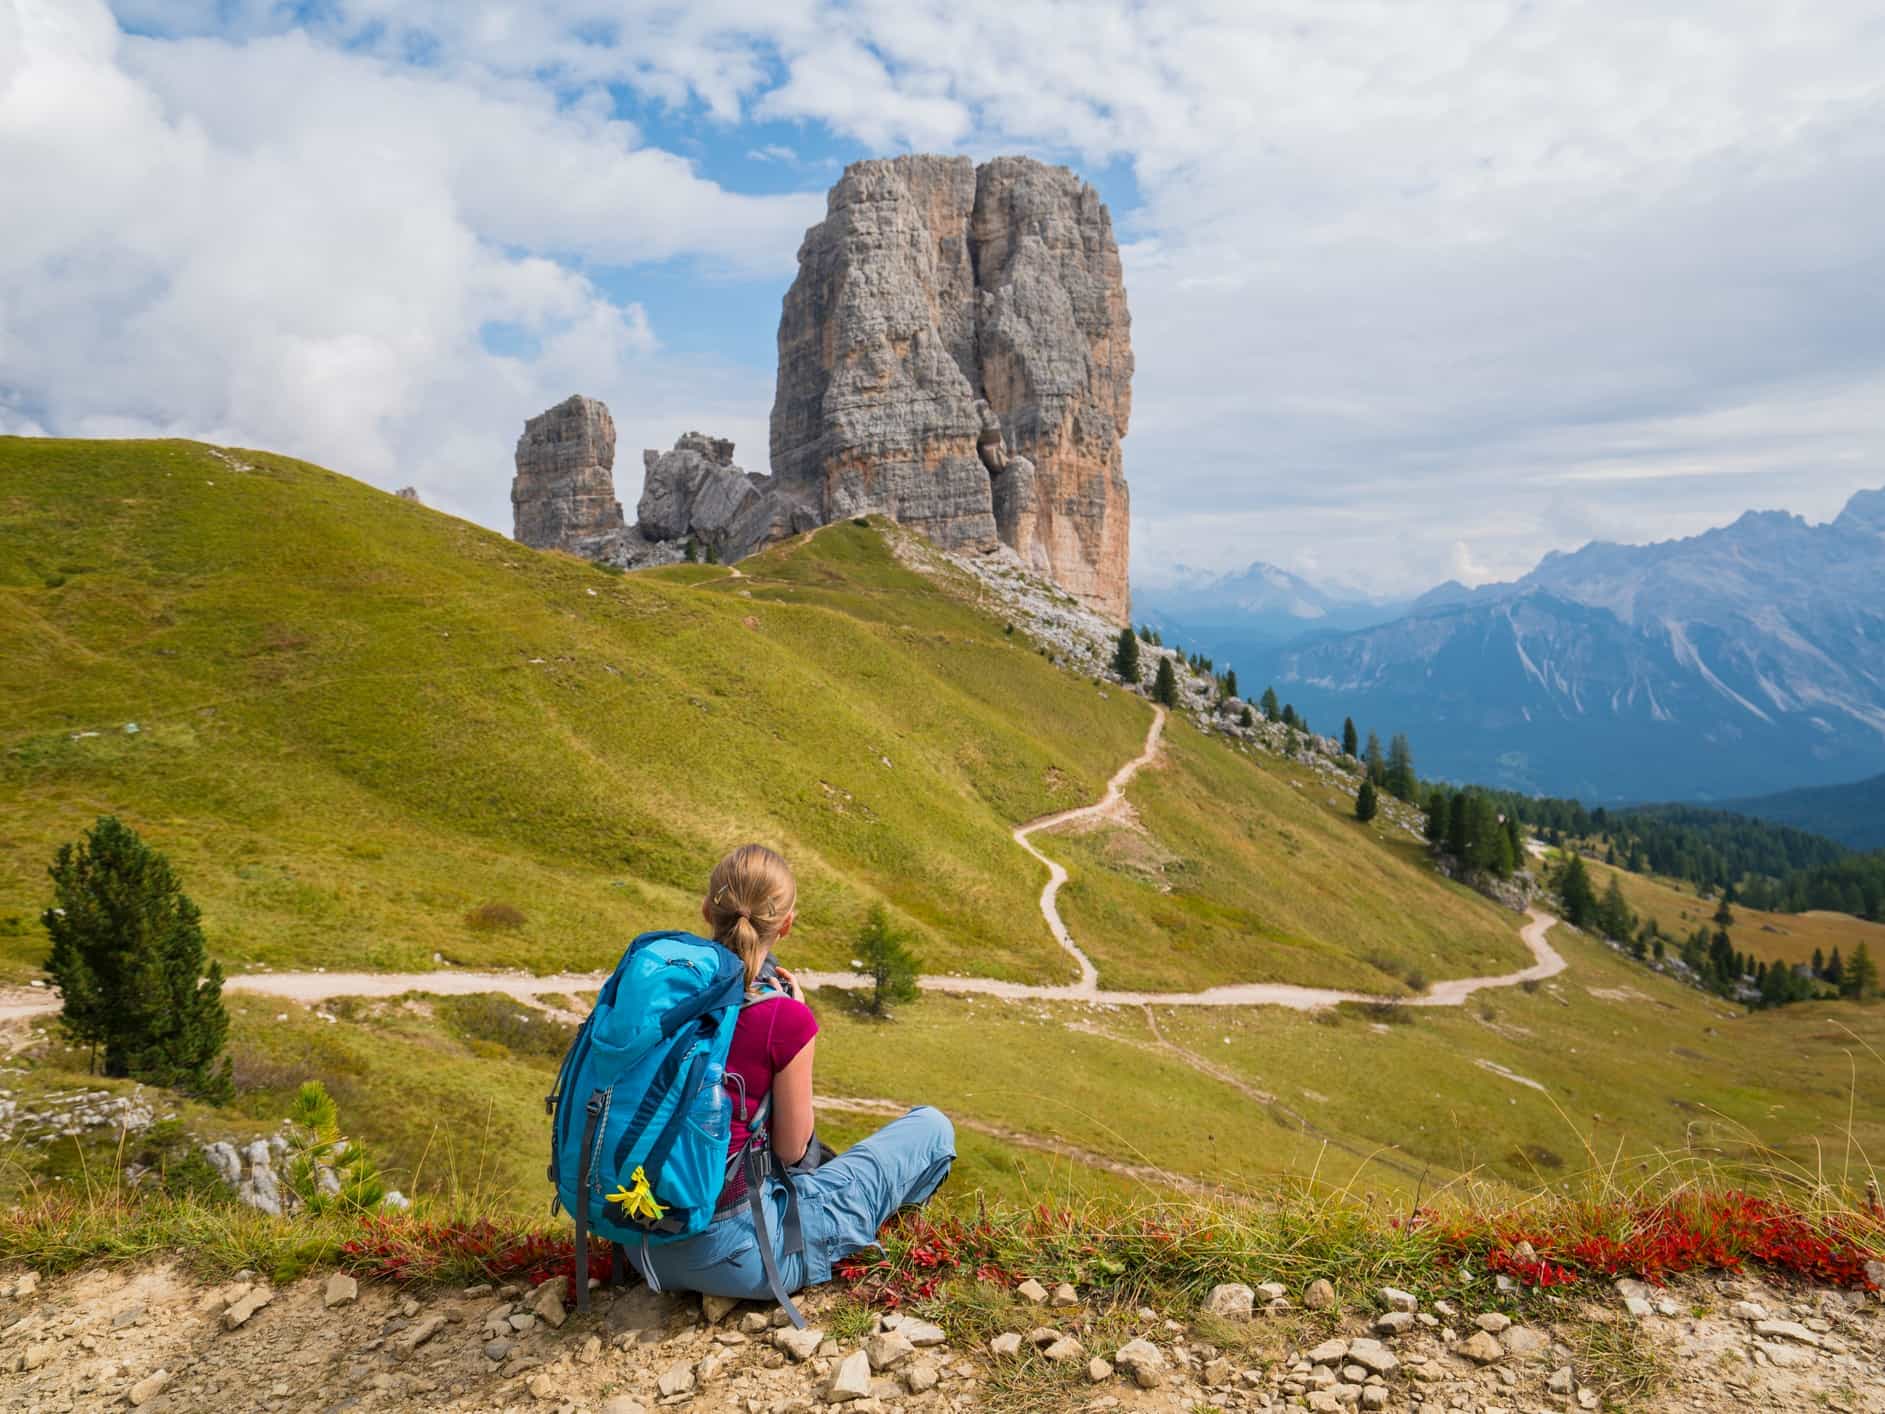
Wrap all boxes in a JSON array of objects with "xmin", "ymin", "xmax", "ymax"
[
  {"xmin": 42, "ymin": 817, "xmax": 234, "ymax": 1102},
  {"xmin": 1426, "ymin": 788, "xmax": 1522, "ymax": 878}
]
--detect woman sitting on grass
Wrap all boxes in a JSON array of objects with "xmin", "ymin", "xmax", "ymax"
[{"xmin": 645, "ymin": 843, "xmax": 956, "ymax": 1305}]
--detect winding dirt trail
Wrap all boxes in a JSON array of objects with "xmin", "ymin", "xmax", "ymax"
[{"xmin": 0, "ymin": 703, "xmax": 1564, "ymax": 1027}]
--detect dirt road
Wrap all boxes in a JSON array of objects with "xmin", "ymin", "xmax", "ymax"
[{"xmin": 0, "ymin": 703, "xmax": 1562, "ymax": 1024}]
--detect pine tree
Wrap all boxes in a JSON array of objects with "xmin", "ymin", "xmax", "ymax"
[
  {"xmin": 1424, "ymin": 788, "xmax": 1448, "ymax": 845},
  {"xmin": 1239, "ymin": 705, "xmax": 1255, "ymax": 727},
  {"xmin": 1222, "ymin": 669, "xmax": 1238, "ymax": 701},
  {"xmin": 1112, "ymin": 626, "xmax": 1141, "ymax": 684},
  {"xmin": 42, "ymin": 817, "xmax": 233, "ymax": 1101},
  {"xmin": 1342, "ymin": 718, "xmax": 1359, "ymax": 758},
  {"xmin": 1828, "ymin": 948, "xmax": 1845, "ymax": 987},
  {"xmin": 1813, "ymin": 947, "xmax": 1825, "ymax": 977},
  {"xmin": 856, "ymin": 906, "xmax": 920, "ymax": 1017},
  {"xmin": 1713, "ymin": 896, "xmax": 1735, "ymax": 929},
  {"xmin": 1841, "ymin": 942, "xmax": 1878, "ymax": 1001},
  {"xmin": 1446, "ymin": 791, "xmax": 1470, "ymax": 861},
  {"xmin": 1557, "ymin": 853, "xmax": 1597, "ymax": 930},
  {"xmin": 1153, "ymin": 656, "xmax": 1180, "ymax": 707},
  {"xmin": 1598, "ymin": 877, "xmax": 1633, "ymax": 940},
  {"xmin": 1364, "ymin": 732, "xmax": 1386, "ymax": 785},
  {"xmin": 1282, "ymin": 703, "xmax": 1299, "ymax": 729},
  {"xmin": 1355, "ymin": 779, "xmax": 1379, "ymax": 823},
  {"xmin": 1504, "ymin": 813, "xmax": 1524, "ymax": 865},
  {"xmin": 1385, "ymin": 734, "xmax": 1416, "ymax": 801},
  {"xmin": 1260, "ymin": 687, "xmax": 1280, "ymax": 722}
]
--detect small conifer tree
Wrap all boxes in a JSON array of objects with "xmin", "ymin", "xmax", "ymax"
[
  {"xmin": 1112, "ymin": 626, "xmax": 1141, "ymax": 684},
  {"xmin": 1260, "ymin": 687, "xmax": 1280, "ymax": 721},
  {"xmin": 1355, "ymin": 779, "xmax": 1379, "ymax": 823},
  {"xmin": 1222, "ymin": 669, "xmax": 1239, "ymax": 701},
  {"xmin": 1153, "ymin": 656, "xmax": 1180, "ymax": 707},
  {"xmin": 1342, "ymin": 717, "xmax": 1359, "ymax": 758},
  {"xmin": 43, "ymin": 817, "xmax": 233, "ymax": 1102},
  {"xmin": 285, "ymin": 1080, "xmax": 388, "ymax": 1214},
  {"xmin": 1239, "ymin": 705, "xmax": 1255, "ymax": 727},
  {"xmin": 1841, "ymin": 942, "xmax": 1878, "ymax": 1001},
  {"xmin": 857, "ymin": 906, "xmax": 920, "ymax": 1017}
]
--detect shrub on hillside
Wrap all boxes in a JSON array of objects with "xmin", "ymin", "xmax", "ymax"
[
  {"xmin": 284, "ymin": 1080, "xmax": 388, "ymax": 1215},
  {"xmin": 438, "ymin": 994, "xmax": 573, "ymax": 1058},
  {"xmin": 854, "ymin": 906, "xmax": 920, "ymax": 1018},
  {"xmin": 42, "ymin": 816, "xmax": 233, "ymax": 1103},
  {"xmin": 464, "ymin": 901, "xmax": 527, "ymax": 932}
]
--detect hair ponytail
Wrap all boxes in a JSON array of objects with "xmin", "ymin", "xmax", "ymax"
[{"xmin": 705, "ymin": 844, "xmax": 797, "ymax": 987}]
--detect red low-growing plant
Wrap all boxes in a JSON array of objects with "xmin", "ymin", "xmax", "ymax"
[
  {"xmin": 339, "ymin": 1217, "xmax": 612, "ymax": 1298},
  {"xmin": 1403, "ymin": 1190, "xmax": 1883, "ymax": 1293}
]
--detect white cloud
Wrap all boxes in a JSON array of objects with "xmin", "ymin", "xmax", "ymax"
[
  {"xmin": 1, "ymin": 0, "xmax": 817, "ymax": 530},
  {"xmin": 9, "ymin": 0, "xmax": 1885, "ymax": 593}
]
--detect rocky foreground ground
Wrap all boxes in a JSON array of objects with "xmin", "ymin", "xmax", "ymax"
[{"xmin": 0, "ymin": 1262, "xmax": 1877, "ymax": 1413}]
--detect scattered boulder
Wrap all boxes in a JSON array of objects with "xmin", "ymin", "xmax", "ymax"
[
  {"xmin": 1304, "ymin": 1278, "xmax": 1336, "ymax": 1310},
  {"xmin": 527, "ymin": 1280, "xmax": 567, "ymax": 1329},
  {"xmin": 1042, "ymin": 1335, "xmax": 1085, "ymax": 1362},
  {"xmin": 1346, "ymin": 1338, "xmax": 1399, "ymax": 1375},
  {"xmin": 865, "ymin": 1329, "xmax": 915, "ymax": 1371},
  {"xmin": 825, "ymin": 1349, "xmax": 872, "ymax": 1403},
  {"xmin": 989, "ymin": 1332, "xmax": 1023, "ymax": 1358},
  {"xmin": 222, "ymin": 1286, "xmax": 274, "ymax": 1330},
  {"xmin": 1459, "ymin": 1330, "xmax": 1505, "ymax": 1364},
  {"xmin": 127, "ymin": 1370, "xmax": 169, "ymax": 1406},
  {"xmin": 1112, "ymin": 1337, "xmax": 1165, "ymax": 1389},
  {"xmin": 321, "ymin": 1273, "xmax": 358, "ymax": 1310},
  {"xmin": 1086, "ymin": 1356, "xmax": 1114, "ymax": 1383},
  {"xmin": 1204, "ymin": 1282, "xmax": 1255, "ymax": 1319},
  {"xmin": 773, "ymin": 1326, "xmax": 825, "ymax": 1362},
  {"xmin": 1016, "ymin": 1278, "xmax": 1049, "ymax": 1305},
  {"xmin": 655, "ymin": 1360, "xmax": 695, "ymax": 1398}
]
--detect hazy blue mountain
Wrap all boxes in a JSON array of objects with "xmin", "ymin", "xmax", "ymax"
[
  {"xmin": 1131, "ymin": 561, "xmax": 1410, "ymax": 671},
  {"xmin": 1719, "ymin": 773, "xmax": 1885, "ymax": 851},
  {"xmin": 1274, "ymin": 487, "xmax": 1885, "ymax": 802}
]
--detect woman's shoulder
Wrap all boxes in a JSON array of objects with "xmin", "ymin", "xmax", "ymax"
[{"xmin": 740, "ymin": 990, "xmax": 817, "ymax": 1031}]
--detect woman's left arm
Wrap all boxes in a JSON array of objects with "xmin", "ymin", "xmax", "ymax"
[{"xmin": 770, "ymin": 1037, "xmax": 816, "ymax": 1164}]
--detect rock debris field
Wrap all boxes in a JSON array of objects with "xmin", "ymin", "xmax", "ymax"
[{"xmin": 0, "ymin": 1260, "xmax": 1879, "ymax": 1412}]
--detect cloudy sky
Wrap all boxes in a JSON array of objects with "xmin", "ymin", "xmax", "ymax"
[{"xmin": 4, "ymin": 1, "xmax": 1883, "ymax": 596}]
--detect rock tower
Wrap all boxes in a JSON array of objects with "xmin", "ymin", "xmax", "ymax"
[
  {"xmin": 770, "ymin": 155, "xmax": 1132, "ymax": 621},
  {"xmin": 510, "ymin": 395, "xmax": 625, "ymax": 555}
]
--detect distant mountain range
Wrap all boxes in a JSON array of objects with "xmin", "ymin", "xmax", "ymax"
[
  {"xmin": 1722, "ymin": 774, "xmax": 1885, "ymax": 852},
  {"xmin": 1154, "ymin": 487, "xmax": 1885, "ymax": 804},
  {"xmin": 1132, "ymin": 561, "xmax": 1409, "ymax": 664}
]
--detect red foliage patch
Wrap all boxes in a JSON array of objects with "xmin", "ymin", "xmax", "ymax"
[
  {"xmin": 1403, "ymin": 1190, "xmax": 1884, "ymax": 1293},
  {"xmin": 339, "ymin": 1218, "xmax": 612, "ymax": 1299}
]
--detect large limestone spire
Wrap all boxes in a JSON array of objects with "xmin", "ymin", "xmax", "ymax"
[{"xmin": 770, "ymin": 155, "xmax": 1133, "ymax": 622}]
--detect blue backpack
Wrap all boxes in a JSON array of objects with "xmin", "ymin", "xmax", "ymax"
[{"xmin": 547, "ymin": 930, "xmax": 807, "ymax": 1324}]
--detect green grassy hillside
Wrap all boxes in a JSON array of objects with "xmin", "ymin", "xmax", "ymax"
[
  {"xmin": 0, "ymin": 436, "xmax": 1522, "ymax": 993},
  {"xmin": 4, "ymin": 436, "xmax": 1881, "ymax": 1221}
]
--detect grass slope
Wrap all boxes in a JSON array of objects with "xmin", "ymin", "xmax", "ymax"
[
  {"xmin": 0, "ymin": 435, "xmax": 1528, "ymax": 997},
  {"xmin": 1587, "ymin": 858, "xmax": 1885, "ymax": 971},
  {"xmin": 1040, "ymin": 717, "xmax": 1527, "ymax": 993},
  {"xmin": 1, "ymin": 437, "xmax": 1151, "ymax": 984}
]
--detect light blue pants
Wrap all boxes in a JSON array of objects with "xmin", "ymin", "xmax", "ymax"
[{"xmin": 645, "ymin": 1106, "xmax": 956, "ymax": 1299}]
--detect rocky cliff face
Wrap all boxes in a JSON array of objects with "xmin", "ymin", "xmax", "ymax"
[
  {"xmin": 771, "ymin": 155, "xmax": 1132, "ymax": 622},
  {"xmin": 510, "ymin": 395, "xmax": 624, "ymax": 555},
  {"xmin": 511, "ymin": 401, "xmax": 815, "ymax": 568}
]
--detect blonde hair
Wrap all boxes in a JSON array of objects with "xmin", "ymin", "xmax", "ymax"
[{"xmin": 705, "ymin": 844, "xmax": 797, "ymax": 987}]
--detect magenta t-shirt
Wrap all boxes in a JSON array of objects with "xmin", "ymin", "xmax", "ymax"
[{"xmin": 721, "ymin": 993, "xmax": 818, "ymax": 1202}]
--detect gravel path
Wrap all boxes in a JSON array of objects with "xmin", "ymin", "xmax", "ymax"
[{"xmin": 0, "ymin": 703, "xmax": 1562, "ymax": 1024}]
